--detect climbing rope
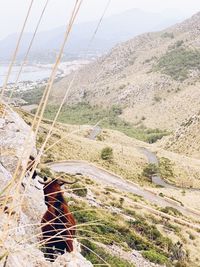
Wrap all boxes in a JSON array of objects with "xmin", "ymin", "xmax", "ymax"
[
  {"xmin": 0, "ymin": 0, "xmax": 35, "ymax": 101},
  {"xmin": 7, "ymin": 0, "xmax": 50, "ymax": 102}
]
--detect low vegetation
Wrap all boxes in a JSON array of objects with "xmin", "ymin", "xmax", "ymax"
[
  {"xmin": 154, "ymin": 48, "xmax": 200, "ymax": 81},
  {"xmin": 41, "ymin": 103, "xmax": 169, "ymax": 143},
  {"xmin": 158, "ymin": 157, "xmax": 174, "ymax": 181},
  {"xmin": 13, "ymin": 86, "xmax": 45, "ymax": 104},
  {"xmin": 68, "ymin": 196, "xmax": 181, "ymax": 266},
  {"xmin": 142, "ymin": 163, "xmax": 158, "ymax": 181},
  {"xmin": 101, "ymin": 147, "xmax": 113, "ymax": 161},
  {"xmin": 142, "ymin": 249, "xmax": 168, "ymax": 264}
]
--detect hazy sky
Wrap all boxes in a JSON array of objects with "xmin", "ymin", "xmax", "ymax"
[{"xmin": 0, "ymin": 0, "xmax": 200, "ymax": 40}]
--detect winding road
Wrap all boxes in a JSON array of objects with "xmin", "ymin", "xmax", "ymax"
[
  {"xmin": 139, "ymin": 147, "xmax": 200, "ymax": 193},
  {"xmin": 49, "ymin": 160, "xmax": 200, "ymax": 219},
  {"xmin": 138, "ymin": 147, "xmax": 176, "ymax": 189}
]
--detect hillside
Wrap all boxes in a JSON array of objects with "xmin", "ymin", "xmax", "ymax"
[
  {"xmin": 1, "ymin": 105, "xmax": 200, "ymax": 266},
  {"xmin": 50, "ymin": 12, "xmax": 200, "ymax": 131},
  {"xmin": 162, "ymin": 112, "xmax": 200, "ymax": 158},
  {"xmin": 0, "ymin": 9, "xmax": 185, "ymax": 63}
]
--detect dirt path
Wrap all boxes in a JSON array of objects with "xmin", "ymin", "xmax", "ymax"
[{"xmin": 49, "ymin": 160, "xmax": 200, "ymax": 219}]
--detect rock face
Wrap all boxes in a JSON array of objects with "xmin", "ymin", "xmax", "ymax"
[
  {"xmin": 0, "ymin": 103, "xmax": 37, "ymax": 173},
  {"xmin": 0, "ymin": 103, "xmax": 93, "ymax": 267}
]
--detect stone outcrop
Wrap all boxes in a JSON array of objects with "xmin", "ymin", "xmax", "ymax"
[
  {"xmin": 0, "ymin": 103, "xmax": 36, "ymax": 173},
  {"xmin": 0, "ymin": 103, "xmax": 93, "ymax": 267}
]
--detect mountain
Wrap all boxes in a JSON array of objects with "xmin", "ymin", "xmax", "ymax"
[
  {"xmin": 0, "ymin": 9, "xmax": 186, "ymax": 63},
  {"xmin": 50, "ymin": 11, "xmax": 200, "ymax": 131}
]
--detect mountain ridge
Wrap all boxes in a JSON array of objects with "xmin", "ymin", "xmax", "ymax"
[
  {"xmin": 0, "ymin": 8, "xmax": 188, "ymax": 63},
  {"xmin": 50, "ymin": 11, "xmax": 200, "ymax": 131}
]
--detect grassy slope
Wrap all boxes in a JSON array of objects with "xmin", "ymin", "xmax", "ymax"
[
  {"xmin": 17, "ymin": 109, "xmax": 200, "ymax": 266},
  {"xmin": 42, "ymin": 103, "xmax": 169, "ymax": 143}
]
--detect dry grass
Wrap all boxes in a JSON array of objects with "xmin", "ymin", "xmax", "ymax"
[{"xmin": 155, "ymin": 148, "xmax": 200, "ymax": 188}]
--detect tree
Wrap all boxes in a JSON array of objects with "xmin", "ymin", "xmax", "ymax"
[
  {"xmin": 101, "ymin": 147, "xmax": 113, "ymax": 161},
  {"xmin": 142, "ymin": 163, "xmax": 158, "ymax": 181}
]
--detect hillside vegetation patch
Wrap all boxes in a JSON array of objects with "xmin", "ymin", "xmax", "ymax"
[
  {"xmin": 154, "ymin": 48, "xmax": 200, "ymax": 81},
  {"xmin": 43, "ymin": 103, "xmax": 169, "ymax": 143}
]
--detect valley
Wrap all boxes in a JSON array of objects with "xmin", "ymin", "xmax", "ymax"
[{"xmin": 1, "ymin": 7, "xmax": 200, "ymax": 267}]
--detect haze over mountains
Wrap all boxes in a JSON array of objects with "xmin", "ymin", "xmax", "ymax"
[{"xmin": 0, "ymin": 8, "xmax": 187, "ymax": 62}]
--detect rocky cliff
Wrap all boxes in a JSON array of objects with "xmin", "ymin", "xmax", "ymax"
[{"xmin": 0, "ymin": 103, "xmax": 93, "ymax": 267}]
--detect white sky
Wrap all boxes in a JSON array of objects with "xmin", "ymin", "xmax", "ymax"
[{"xmin": 0, "ymin": 0, "xmax": 200, "ymax": 40}]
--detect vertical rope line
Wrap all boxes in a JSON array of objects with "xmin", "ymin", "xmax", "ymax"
[
  {"xmin": 0, "ymin": 0, "xmax": 34, "ymax": 100},
  {"xmin": 40, "ymin": 0, "xmax": 111, "ymax": 150},
  {"xmin": 1, "ymin": 1, "xmax": 84, "ymax": 243},
  {"xmin": 24, "ymin": 0, "xmax": 83, "ymax": 183},
  {"xmin": 0, "ymin": 0, "xmax": 82, "ymax": 243},
  {"xmin": 28, "ymin": 0, "xmax": 81, "ymax": 136},
  {"xmin": 7, "ymin": 0, "xmax": 49, "ymax": 102},
  {"xmin": 34, "ymin": 0, "xmax": 83, "ymax": 138},
  {"xmin": 0, "ymin": 1, "xmax": 79, "ymax": 212}
]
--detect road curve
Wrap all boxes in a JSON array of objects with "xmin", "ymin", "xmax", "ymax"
[
  {"xmin": 49, "ymin": 160, "xmax": 200, "ymax": 219},
  {"xmin": 139, "ymin": 147, "xmax": 200, "ymax": 192}
]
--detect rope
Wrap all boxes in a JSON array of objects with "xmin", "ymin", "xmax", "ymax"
[
  {"xmin": 7, "ymin": 0, "xmax": 49, "ymax": 102},
  {"xmin": 0, "ymin": 0, "xmax": 83, "ymax": 243},
  {"xmin": 40, "ymin": 0, "xmax": 111, "ymax": 152},
  {"xmin": 0, "ymin": 0, "xmax": 34, "ymax": 100},
  {"xmin": 31, "ymin": 0, "xmax": 83, "ymax": 152}
]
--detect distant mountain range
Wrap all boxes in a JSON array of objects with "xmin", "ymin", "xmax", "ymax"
[{"xmin": 0, "ymin": 8, "xmax": 187, "ymax": 63}]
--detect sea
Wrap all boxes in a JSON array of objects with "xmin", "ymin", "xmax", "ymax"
[
  {"xmin": 0, "ymin": 59, "xmax": 90, "ymax": 87},
  {"xmin": 0, "ymin": 65, "xmax": 52, "ymax": 86}
]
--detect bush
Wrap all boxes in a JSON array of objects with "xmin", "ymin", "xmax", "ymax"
[
  {"xmin": 154, "ymin": 48, "xmax": 200, "ymax": 81},
  {"xmin": 142, "ymin": 164, "xmax": 158, "ymax": 180},
  {"xmin": 101, "ymin": 147, "xmax": 113, "ymax": 161},
  {"xmin": 71, "ymin": 183, "xmax": 87, "ymax": 197},
  {"xmin": 81, "ymin": 240, "xmax": 134, "ymax": 267},
  {"xmin": 175, "ymin": 261, "xmax": 188, "ymax": 267},
  {"xmin": 158, "ymin": 157, "xmax": 174, "ymax": 180},
  {"xmin": 161, "ymin": 32, "xmax": 174, "ymax": 39},
  {"xmin": 142, "ymin": 250, "xmax": 168, "ymax": 264},
  {"xmin": 160, "ymin": 206, "xmax": 182, "ymax": 216}
]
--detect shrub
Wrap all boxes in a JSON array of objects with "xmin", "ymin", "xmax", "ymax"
[
  {"xmin": 142, "ymin": 164, "xmax": 158, "ymax": 180},
  {"xmin": 71, "ymin": 183, "xmax": 87, "ymax": 197},
  {"xmin": 175, "ymin": 261, "xmax": 188, "ymax": 267},
  {"xmin": 158, "ymin": 157, "xmax": 174, "ymax": 180},
  {"xmin": 154, "ymin": 48, "xmax": 200, "ymax": 81},
  {"xmin": 142, "ymin": 250, "xmax": 168, "ymax": 264},
  {"xmin": 160, "ymin": 206, "xmax": 182, "ymax": 216},
  {"xmin": 81, "ymin": 240, "xmax": 134, "ymax": 267},
  {"xmin": 101, "ymin": 147, "xmax": 113, "ymax": 161},
  {"xmin": 153, "ymin": 96, "xmax": 162, "ymax": 102}
]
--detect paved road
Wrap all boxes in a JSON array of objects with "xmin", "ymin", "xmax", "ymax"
[
  {"xmin": 49, "ymin": 160, "xmax": 200, "ymax": 219},
  {"xmin": 138, "ymin": 147, "xmax": 176, "ymax": 189},
  {"xmin": 88, "ymin": 126, "xmax": 101, "ymax": 140},
  {"xmin": 139, "ymin": 147, "xmax": 200, "ymax": 192}
]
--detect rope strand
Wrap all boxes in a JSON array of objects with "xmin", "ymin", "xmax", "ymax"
[{"xmin": 0, "ymin": 0, "xmax": 34, "ymax": 101}]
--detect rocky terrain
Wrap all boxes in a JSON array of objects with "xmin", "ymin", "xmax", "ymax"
[
  {"xmin": 2, "ymin": 105, "xmax": 200, "ymax": 266},
  {"xmin": 2, "ymin": 7, "xmax": 200, "ymax": 267},
  {"xmin": 162, "ymin": 112, "xmax": 200, "ymax": 158},
  {"xmin": 0, "ymin": 103, "xmax": 93, "ymax": 267},
  {"xmin": 50, "ymin": 12, "xmax": 200, "ymax": 131}
]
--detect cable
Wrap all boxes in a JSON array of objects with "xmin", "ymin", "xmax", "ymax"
[
  {"xmin": 0, "ymin": 0, "xmax": 83, "ymax": 243},
  {"xmin": 40, "ymin": 0, "xmax": 112, "ymax": 151},
  {"xmin": 0, "ymin": 0, "xmax": 35, "ymax": 101},
  {"xmin": 7, "ymin": 0, "xmax": 50, "ymax": 102}
]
